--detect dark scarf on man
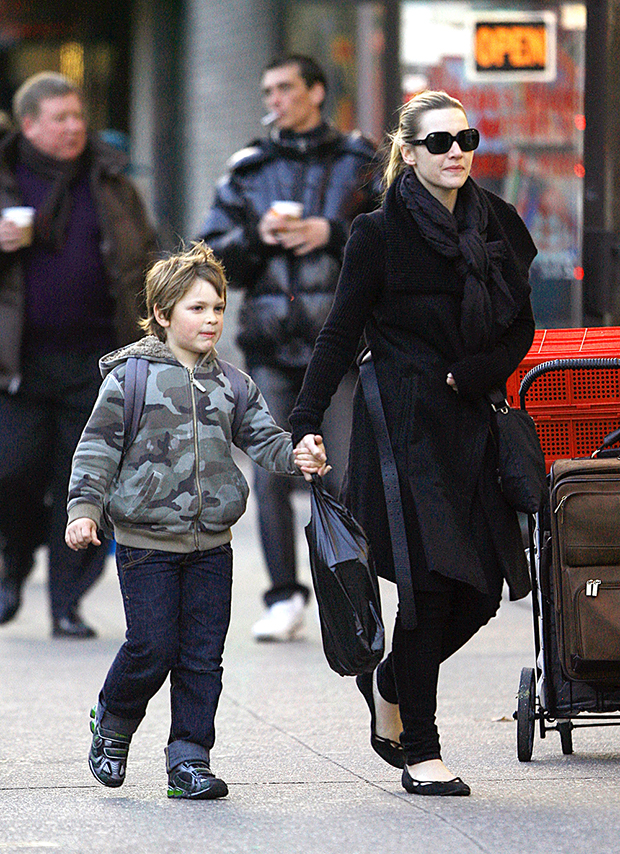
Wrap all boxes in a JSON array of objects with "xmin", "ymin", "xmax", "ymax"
[
  {"xmin": 399, "ymin": 168, "xmax": 518, "ymax": 355},
  {"xmin": 17, "ymin": 135, "xmax": 88, "ymax": 252}
]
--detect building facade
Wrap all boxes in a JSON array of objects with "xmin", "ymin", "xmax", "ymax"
[{"xmin": 1, "ymin": 1, "xmax": 619, "ymax": 327}]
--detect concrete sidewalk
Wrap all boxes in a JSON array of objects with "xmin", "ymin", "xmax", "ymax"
[{"xmin": 1, "ymin": 476, "xmax": 620, "ymax": 854}]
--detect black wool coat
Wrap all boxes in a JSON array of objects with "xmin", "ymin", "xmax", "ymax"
[{"xmin": 291, "ymin": 174, "xmax": 537, "ymax": 602}]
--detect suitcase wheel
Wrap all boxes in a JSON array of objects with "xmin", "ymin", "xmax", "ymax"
[{"xmin": 516, "ymin": 667, "xmax": 536, "ymax": 762}]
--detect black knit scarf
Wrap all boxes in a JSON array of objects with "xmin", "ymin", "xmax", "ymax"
[
  {"xmin": 17, "ymin": 135, "xmax": 88, "ymax": 252},
  {"xmin": 399, "ymin": 169, "xmax": 517, "ymax": 355}
]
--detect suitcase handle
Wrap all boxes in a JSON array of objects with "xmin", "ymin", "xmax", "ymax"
[{"xmin": 519, "ymin": 357, "xmax": 620, "ymax": 410}]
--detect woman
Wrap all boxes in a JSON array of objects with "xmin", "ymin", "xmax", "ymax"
[{"xmin": 291, "ymin": 91, "xmax": 537, "ymax": 796}]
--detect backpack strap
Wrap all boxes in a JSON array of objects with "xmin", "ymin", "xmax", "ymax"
[
  {"xmin": 123, "ymin": 356, "xmax": 149, "ymax": 454},
  {"xmin": 217, "ymin": 358, "xmax": 249, "ymax": 439},
  {"xmin": 358, "ymin": 350, "xmax": 416, "ymax": 631}
]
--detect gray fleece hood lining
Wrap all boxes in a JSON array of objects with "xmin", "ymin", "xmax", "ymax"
[{"xmin": 99, "ymin": 335, "xmax": 218, "ymax": 378}]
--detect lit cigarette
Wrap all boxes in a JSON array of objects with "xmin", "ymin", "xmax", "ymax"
[{"xmin": 261, "ymin": 111, "xmax": 278, "ymax": 126}]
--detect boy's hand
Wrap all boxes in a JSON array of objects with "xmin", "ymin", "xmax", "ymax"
[
  {"xmin": 293, "ymin": 434, "xmax": 332, "ymax": 482},
  {"xmin": 65, "ymin": 518, "xmax": 101, "ymax": 551}
]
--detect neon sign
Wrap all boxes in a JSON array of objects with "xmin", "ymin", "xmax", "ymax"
[{"xmin": 467, "ymin": 12, "xmax": 557, "ymax": 83}]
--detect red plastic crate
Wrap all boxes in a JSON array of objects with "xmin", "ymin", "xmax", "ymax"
[
  {"xmin": 506, "ymin": 328, "xmax": 620, "ymax": 470},
  {"xmin": 531, "ymin": 409, "xmax": 620, "ymax": 472},
  {"xmin": 506, "ymin": 327, "xmax": 620, "ymax": 410}
]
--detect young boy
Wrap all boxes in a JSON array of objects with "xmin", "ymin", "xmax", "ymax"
[{"xmin": 65, "ymin": 242, "xmax": 327, "ymax": 800}]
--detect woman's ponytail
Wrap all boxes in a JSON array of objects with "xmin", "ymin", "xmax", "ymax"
[{"xmin": 383, "ymin": 132, "xmax": 407, "ymax": 191}]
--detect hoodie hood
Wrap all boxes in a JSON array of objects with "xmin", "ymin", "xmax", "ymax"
[{"xmin": 99, "ymin": 334, "xmax": 218, "ymax": 377}]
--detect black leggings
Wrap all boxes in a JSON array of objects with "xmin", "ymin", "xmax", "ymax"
[{"xmin": 377, "ymin": 583, "xmax": 502, "ymax": 765}]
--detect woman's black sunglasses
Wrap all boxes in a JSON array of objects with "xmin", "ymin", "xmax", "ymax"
[{"xmin": 411, "ymin": 128, "xmax": 480, "ymax": 155}]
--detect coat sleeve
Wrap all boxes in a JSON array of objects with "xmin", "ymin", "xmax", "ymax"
[
  {"xmin": 289, "ymin": 213, "xmax": 384, "ymax": 445},
  {"xmin": 447, "ymin": 297, "xmax": 535, "ymax": 399},
  {"xmin": 233, "ymin": 376, "xmax": 298, "ymax": 475},
  {"xmin": 66, "ymin": 374, "xmax": 126, "ymax": 526},
  {"xmin": 196, "ymin": 171, "xmax": 265, "ymax": 290},
  {"xmin": 323, "ymin": 138, "xmax": 383, "ymax": 260}
]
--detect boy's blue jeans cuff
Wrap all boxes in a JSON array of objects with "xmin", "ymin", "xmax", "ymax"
[
  {"xmin": 97, "ymin": 701, "xmax": 141, "ymax": 736},
  {"xmin": 165, "ymin": 740, "xmax": 211, "ymax": 771}
]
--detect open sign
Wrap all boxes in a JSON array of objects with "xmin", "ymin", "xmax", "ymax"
[{"xmin": 467, "ymin": 12, "xmax": 557, "ymax": 82}]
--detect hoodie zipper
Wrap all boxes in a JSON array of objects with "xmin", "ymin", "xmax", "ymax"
[{"xmin": 188, "ymin": 366, "xmax": 203, "ymax": 549}]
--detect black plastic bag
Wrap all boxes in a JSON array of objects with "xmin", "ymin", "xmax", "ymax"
[{"xmin": 305, "ymin": 476, "xmax": 384, "ymax": 676}]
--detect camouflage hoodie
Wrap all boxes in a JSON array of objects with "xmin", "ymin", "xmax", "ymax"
[{"xmin": 67, "ymin": 335, "xmax": 298, "ymax": 552}]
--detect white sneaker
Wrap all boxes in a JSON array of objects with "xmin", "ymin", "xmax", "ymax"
[{"xmin": 251, "ymin": 592, "xmax": 306, "ymax": 642}]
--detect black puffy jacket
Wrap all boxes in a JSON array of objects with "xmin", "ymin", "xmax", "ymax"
[{"xmin": 198, "ymin": 122, "xmax": 380, "ymax": 369}]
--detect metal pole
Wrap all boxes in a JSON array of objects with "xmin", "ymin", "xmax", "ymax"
[
  {"xmin": 383, "ymin": 0, "xmax": 401, "ymax": 133},
  {"xmin": 582, "ymin": 0, "xmax": 609, "ymax": 323},
  {"xmin": 582, "ymin": 0, "xmax": 620, "ymax": 325}
]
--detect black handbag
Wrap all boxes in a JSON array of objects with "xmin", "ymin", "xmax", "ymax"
[
  {"xmin": 305, "ymin": 476, "xmax": 384, "ymax": 676},
  {"xmin": 488, "ymin": 389, "xmax": 547, "ymax": 514}
]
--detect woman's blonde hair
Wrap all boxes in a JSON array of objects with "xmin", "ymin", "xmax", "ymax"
[
  {"xmin": 383, "ymin": 90, "xmax": 467, "ymax": 191},
  {"xmin": 140, "ymin": 241, "xmax": 227, "ymax": 341}
]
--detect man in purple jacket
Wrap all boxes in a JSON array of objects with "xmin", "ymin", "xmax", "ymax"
[{"xmin": 0, "ymin": 72, "xmax": 157, "ymax": 637}]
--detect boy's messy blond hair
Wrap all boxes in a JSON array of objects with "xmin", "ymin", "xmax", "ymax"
[{"xmin": 140, "ymin": 242, "xmax": 227, "ymax": 342}]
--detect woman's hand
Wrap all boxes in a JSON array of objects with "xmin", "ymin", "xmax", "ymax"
[
  {"xmin": 446, "ymin": 372, "xmax": 458, "ymax": 392},
  {"xmin": 293, "ymin": 434, "xmax": 332, "ymax": 481},
  {"xmin": 65, "ymin": 518, "xmax": 101, "ymax": 551}
]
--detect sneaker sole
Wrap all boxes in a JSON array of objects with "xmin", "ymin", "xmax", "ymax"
[{"xmin": 167, "ymin": 780, "xmax": 229, "ymax": 800}]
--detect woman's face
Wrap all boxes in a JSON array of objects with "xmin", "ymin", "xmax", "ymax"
[{"xmin": 401, "ymin": 107, "xmax": 474, "ymax": 211}]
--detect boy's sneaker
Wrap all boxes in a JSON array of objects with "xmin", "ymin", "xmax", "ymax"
[
  {"xmin": 167, "ymin": 760, "xmax": 228, "ymax": 800},
  {"xmin": 251, "ymin": 592, "xmax": 305, "ymax": 642},
  {"xmin": 88, "ymin": 706, "xmax": 132, "ymax": 788}
]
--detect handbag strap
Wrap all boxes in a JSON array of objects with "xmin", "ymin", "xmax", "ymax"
[{"xmin": 358, "ymin": 351, "xmax": 416, "ymax": 630}]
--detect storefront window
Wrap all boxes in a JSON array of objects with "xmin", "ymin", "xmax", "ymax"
[
  {"xmin": 284, "ymin": 1, "xmax": 386, "ymax": 142},
  {"xmin": 401, "ymin": 1, "xmax": 586, "ymax": 327},
  {"xmin": 0, "ymin": 3, "xmax": 130, "ymax": 133}
]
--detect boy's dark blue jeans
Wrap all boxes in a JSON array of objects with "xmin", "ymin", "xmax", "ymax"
[{"xmin": 98, "ymin": 543, "xmax": 233, "ymax": 770}]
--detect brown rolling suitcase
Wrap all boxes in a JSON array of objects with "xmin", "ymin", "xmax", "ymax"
[{"xmin": 549, "ymin": 457, "xmax": 620, "ymax": 684}]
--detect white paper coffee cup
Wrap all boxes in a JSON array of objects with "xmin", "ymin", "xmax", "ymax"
[
  {"xmin": 2, "ymin": 206, "xmax": 35, "ymax": 247},
  {"xmin": 270, "ymin": 201, "xmax": 303, "ymax": 219}
]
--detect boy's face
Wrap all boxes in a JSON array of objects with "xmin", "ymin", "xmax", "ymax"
[{"xmin": 154, "ymin": 277, "xmax": 225, "ymax": 369}]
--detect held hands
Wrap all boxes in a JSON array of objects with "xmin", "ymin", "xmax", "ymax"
[
  {"xmin": 258, "ymin": 212, "xmax": 330, "ymax": 256},
  {"xmin": 65, "ymin": 518, "xmax": 101, "ymax": 551},
  {"xmin": 293, "ymin": 434, "xmax": 332, "ymax": 482}
]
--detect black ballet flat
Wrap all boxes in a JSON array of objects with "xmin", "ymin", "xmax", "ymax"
[
  {"xmin": 402, "ymin": 765, "xmax": 471, "ymax": 796},
  {"xmin": 355, "ymin": 670, "xmax": 405, "ymax": 769}
]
